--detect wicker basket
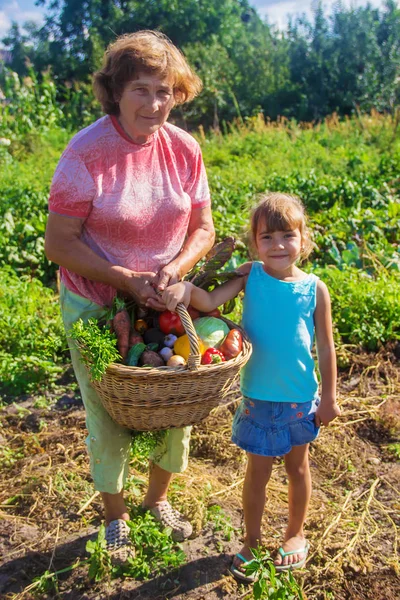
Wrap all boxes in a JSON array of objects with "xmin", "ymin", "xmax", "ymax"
[{"xmin": 89, "ymin": 304, "xmax": 252, "ymax": 431}]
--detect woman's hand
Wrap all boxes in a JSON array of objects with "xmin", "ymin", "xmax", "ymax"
[
  {"xmin": 162, "ymin": 282, "xmax": 192, "ymax": 312},
  {"xmin": 154, "ymin": 263, "xmax": 182, "ymax": 293},
  {"xmin": 126, "ymin": 272, "xmax": 166, "ymax": 310}
]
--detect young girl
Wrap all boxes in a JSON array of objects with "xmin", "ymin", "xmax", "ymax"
[{"xmin": 161, "ymin": 192, "xmax": 340, "ymax": 580}]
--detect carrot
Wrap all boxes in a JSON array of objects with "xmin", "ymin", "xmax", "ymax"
[{"xmin": 113, "ymin": 309, "xmax": 130, "ymax": 359}]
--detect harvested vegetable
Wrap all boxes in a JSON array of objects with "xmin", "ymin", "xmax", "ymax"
[
  {"xmin": 159, "ymin": 347, "xmax": 174, "ymax": 362},
  {"xmin": 164, "ymin": 333, "xmax": 178, "ymax": 348},
  {"xmin": 69, "ymin": 318, "xmax": 121, "ymax": 381},
  {"xmin": 174, "ymin": 334, "xmax": 205, "ymax": 361},
  {"xmin": 139, "ymin": 350, "xmax": 165, "ymax": 367},
  {"xmin": 167, "ymin": 354, "xmax": 186, "ymax": 367},
  {"xmin": 201, "ymin": 348, "xmax": 226, "ymax": 365},
  {"xmin": 159, "ymin": 310, "xmax": 185, "ymax": 336},
  {"xmin": 127, "ymin": 342, "xmax": 146, "ymax": 366},
  {"xmin": 187, "ymin": 305, "xmax": 201, "ymax": 320},
  {"xmin": 134, "ymin": 319, "xmax": 148, "ymax": 334},
  {"xmin": 219, "ymin": 329, "xmax": 243, "ymax": 360},
  {"xmin": 129, "ymin": 329, "xmax": 143, "ymax": 347},
  {"xmin": 193, "ymin": 317, "xmax": 230, "ymax": 350},
  {"xmin": 143, "ymin": 328, "xmax": 165, "ymax": 349},
  {"xmin": 113, "ymin": 308, "xmax": 131, "ymax": 359},
  {"xmin": 189, "ymin": 237, "xmax": 236, "ymax": 288},
  {"xmin": 203, "ymin": 308, "xmax": 221, "ymax": 318}
]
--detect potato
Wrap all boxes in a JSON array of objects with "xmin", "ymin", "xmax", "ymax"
[{"xmin": 139, "ymin": 350, "xmax": 165, "ymax": 367}]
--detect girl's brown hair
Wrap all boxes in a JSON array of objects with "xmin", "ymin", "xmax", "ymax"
[
  {"xmin": 93, "ymin": 30, "xmax": 202, "ymax": 115},
  {"xmin": 250, "ymin": 192, "xmax": 314, "ymax": 261}
]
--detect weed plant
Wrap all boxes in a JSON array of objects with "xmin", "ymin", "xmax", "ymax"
[
  {"xmin": 243, "ymin": 547, "xmax": 304, "ymax": 599},
  {"xmin": 86, "ymin": 508, "xmax": 186, "ymax": 582}
]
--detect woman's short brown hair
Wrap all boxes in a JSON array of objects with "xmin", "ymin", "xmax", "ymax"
[
  {"xmin": 250, "ymin": 192, "xmax": 314, "ymax": 261},
  {"xmin": 93, "ymin": 30, "xmax": 202, "ymax": 115}
]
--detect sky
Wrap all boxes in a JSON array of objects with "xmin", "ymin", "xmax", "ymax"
[{"xmin": 0, "ymin": 0, "xmax": 387, "ymax": 41}]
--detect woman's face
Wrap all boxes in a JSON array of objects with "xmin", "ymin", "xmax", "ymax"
[{"xmin": 117, "ymin": 72, "xmax": 175, "ymax": 144}]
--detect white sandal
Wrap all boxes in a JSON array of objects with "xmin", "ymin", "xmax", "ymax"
[
  {"xmin": 143, "ymin": 501, "xmax": 193, "ymax": 542},
  {"xmin": 105, "ymin": 519, "xmax": 135, "ymax": 565}
]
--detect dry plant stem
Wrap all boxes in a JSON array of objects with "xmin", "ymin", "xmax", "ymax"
[
  {"xmin": 48, "ymin": 518, "xmax": 60, "ymax": 572},
  {"xmin": 311, "ymin": 491, "xmax": 354, "ymax": 558},
  {"xmin": 77, "ymin": 490, "xmax": 100, "ymax": 515},
  {"xmin": 209, "ymin": 478, "xmax": 245, "ymax": 498},
  {"xmin": 328, "ymin": 477, "xmax": 380, "ymax": 565}
]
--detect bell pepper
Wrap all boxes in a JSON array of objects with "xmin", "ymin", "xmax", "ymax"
[
  {"xmin": 201, "ymin": 347, "xmax": 226, "ymax": 365},
  {"xmin": 174, "ymin": 334, "xmax": 205, "ymax": 361},
  {"xmin": 219, "ymin": 329, "xmax": 243, "ymax": 360}
]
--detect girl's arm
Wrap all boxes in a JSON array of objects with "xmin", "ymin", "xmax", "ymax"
[
  {"xmin": 161, "ymin": 262, "xmax": 252, "ymax": 313},
  {"xmin": 314, "ymin": 280, "xmax": 341, "ymax": 427}
]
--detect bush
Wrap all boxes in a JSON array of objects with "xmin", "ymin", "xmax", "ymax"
[
  {"xmin": 315, "ymin": 265, "xmax": 400, "ymax": 350},
  {"xmin": 0, "ymin": 267, "xmax": 65, "ymax": 397}
]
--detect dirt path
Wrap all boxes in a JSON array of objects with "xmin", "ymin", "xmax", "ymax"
[{"xmin": 1, "ymin": 353, "xmax": 399, "ymax": 600}]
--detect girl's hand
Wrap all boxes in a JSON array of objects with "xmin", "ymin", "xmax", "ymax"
[
  {"xmin": 315, "ymin": 400, "xmax": 341, "ymax": 427},
  {"xmin": 162, "ymin": 282, "xmax": 191, "ymax": 312}
]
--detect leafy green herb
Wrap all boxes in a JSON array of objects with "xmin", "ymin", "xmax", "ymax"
[{"xmin": 69, "ymin": 318, "xmax": 121, "ymax": 380}]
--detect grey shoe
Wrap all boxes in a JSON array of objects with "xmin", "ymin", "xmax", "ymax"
[
  {"xmin": 105, "ymin": 519, "xmax": 135, "ymax": 565},
  {"xmin": 145, "ymin": 501, "xmax": 193, "ymax": 542}
]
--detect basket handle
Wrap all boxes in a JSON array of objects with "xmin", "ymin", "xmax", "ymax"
[{"xmin": 175, "ymin": 303, "xmax": 201, "ymax": 371}]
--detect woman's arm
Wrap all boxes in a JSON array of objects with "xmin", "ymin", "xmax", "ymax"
[
  {"xmin": 314, "ymin": 280, "xmax": 340, "ymax": 426},
  {"xmin": 155, "ymin": 205, "xmax": 215, "ymax": 292},
  {"xmin": 45, "ymin": 213, "xmax": 164, "ymax": 307}
]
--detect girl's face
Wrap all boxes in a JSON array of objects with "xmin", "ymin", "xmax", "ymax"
[{"xmin": 255, "ymin": 223, "xmax": 303, "ymax": 276}]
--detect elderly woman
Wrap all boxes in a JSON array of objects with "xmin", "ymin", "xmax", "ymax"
[{"xmin": 45, "ymin": 30, "xmax": 215, "ymax": 563}]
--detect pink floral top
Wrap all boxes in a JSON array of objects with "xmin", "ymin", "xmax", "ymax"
[{"xmin": 49, "ymin": 115, "xmax": 211, "ymax": 307}]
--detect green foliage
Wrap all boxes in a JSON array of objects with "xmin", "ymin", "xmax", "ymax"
[
  {"xmin": 130, "ymin": 430, "xmax": 168, "ymax": 472},
  {"xmin": 3, "ymin": 2, "xmax": 400, "ymax": 126},
  {"xmin": 0, "ymin": 112, "xmax": 398, "ymax": 399},
  {"xmin": 386, "ymin": 443, "xmax": 400, "ymax": 460},
  {"xmin": 121, "ymin": 508, "xmax": 186, "ymax": 579},
  {"xmin": 0, "ymin": 445, "xmax": 25, "ymax": 468},
  {"xmin": 244, "ymin": 547, "xmax": 303, "ymax": 599},
  {"xmin": 314, "ymin": 266, "xmax": 400, "ymax": 350},
  {"xmin": 0, "ymin": 267, "xmax": 64, "ymax": 397},
  {"xmin": 86, "ymin": 525, "xmax": 112, "ymax": 582},
  {"xmin": 0, "ymin": 69, "xmax": 63, "ymax": 143},
  {"xmin": 87, "ymin": 509, "xmax": 186, "ymax": 582},
  {"xmin": 207, "ymin": 504, "xmax": 237, "ymax": 541},
  {"xmin": 31, "ymin": 570, "xmax": 59, "ymax": 596},
  {"xmin": 69, "ymin": 318, "xmax": 121, "ymax": 381}
]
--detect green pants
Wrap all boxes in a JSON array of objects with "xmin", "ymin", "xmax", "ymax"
[{"xmin": 60, "ymin": 284, "xmax": 191, "ymax": 494}]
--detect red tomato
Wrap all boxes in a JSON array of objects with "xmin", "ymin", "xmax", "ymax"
[
  {"xmin": 158, "ymin": 310, "xmax": 185, "ymax": 336},
  {"xmin": 187, "ymin": 305, "xmax": 201, "ymax": 320},
  {"xmin": 203, "ymin": 308, "xmax": 221, "ymax": 318}
]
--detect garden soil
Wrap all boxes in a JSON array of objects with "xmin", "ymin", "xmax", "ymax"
[{"xmin": 0, "ymin": 346, "xmax": 399, "ymax": 600}]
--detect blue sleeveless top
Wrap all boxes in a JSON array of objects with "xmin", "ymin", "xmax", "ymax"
[{"xmin": 240, "ymin": 262, "xmax": 319, "ymax": 403}]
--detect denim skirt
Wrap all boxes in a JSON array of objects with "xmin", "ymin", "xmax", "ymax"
[{"xmin": 232, "ymin": 396, "xmax": 320, "ymax": 457}]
